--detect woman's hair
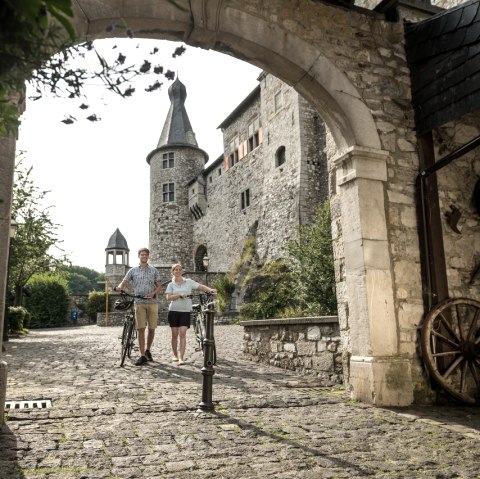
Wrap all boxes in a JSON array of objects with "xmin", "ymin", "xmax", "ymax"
[
  {"xmin": 171, "ymin": 263, "xmax": 183, "ymax": 274},
  {"xmin": 138, "ymin": 247, "xmax": 150, "ymax": 255}
]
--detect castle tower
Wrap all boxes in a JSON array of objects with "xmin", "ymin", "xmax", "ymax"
[
  {"xmin": 104, "ymin": 228, "xmax": 130, "ymax": 290},
  {"xmin": 146, "ymin": 78, "xmax": 208, "ymax": 270}
]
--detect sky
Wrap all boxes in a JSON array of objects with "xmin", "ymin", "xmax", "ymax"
[{"xmin": 16, "ymin": 38, "xmax": 262, "ymax": 273}]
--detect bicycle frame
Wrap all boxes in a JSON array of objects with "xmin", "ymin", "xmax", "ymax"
[
  {"xmin": 114, "ymin": 288, "xmax": 146, "ymax": 367},
  {"xmin": 191, "ymin": 292, "xmax": 216, "ymax": 365}
]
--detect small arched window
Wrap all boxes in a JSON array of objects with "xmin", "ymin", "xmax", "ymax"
[{"xmin": 276, "ymin": 146, "xmax": 286, "ymax": 167}]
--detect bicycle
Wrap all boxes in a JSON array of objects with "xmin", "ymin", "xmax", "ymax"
[
  {"xmin": 113, "ymin": 288, "xmax": 147, "ymax": 367},
  {"xmin": 191, "ymin": 292, "xmax": 217, "ymax": 365}
]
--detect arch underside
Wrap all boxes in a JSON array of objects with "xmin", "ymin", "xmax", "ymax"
[{"xmin": 71, "ymin": 0, "xmax": 381, "ymax": 153}]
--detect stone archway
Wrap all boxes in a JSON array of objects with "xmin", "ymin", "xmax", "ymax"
[
  {"xmin": 71, "ymin": 1, "xmax": 382, "ymax": 153},
  {"xmin": 1, "ymin": 0, "xmax": 420, "ymax": 407}
]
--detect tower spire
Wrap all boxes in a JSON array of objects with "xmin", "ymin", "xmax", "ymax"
[{"xmin": 156, "ymin": 77, "xmax": 198, "ymax": 148}]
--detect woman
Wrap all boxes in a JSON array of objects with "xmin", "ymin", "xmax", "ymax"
[{"xmin": 165, "ymin": 263, "xmax": 216, "ymax": 365}]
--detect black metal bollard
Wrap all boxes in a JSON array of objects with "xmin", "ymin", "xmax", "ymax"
[{"xmin": 197, "ymin": 307, "xmax": 215, "ymax": 412}]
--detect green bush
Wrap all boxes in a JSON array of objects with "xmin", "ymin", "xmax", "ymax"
[
  {"xmin": 286, "ymin": 201, "xmax": 337, "ymax": 315},
  {"xmin": 86, "ymin": 291, "xmax": 108, "ymax": 321},
  {"xmin": 212, "ymin": 275, "xmax": 236, "ymax": 312},
  {"xmin": 24, "ymin": 274, "xmax": 70, "ymax": 328},
  {"xmin": 240, "ymin": 261, "xmax": 296, "ymax": 320},
  {"xmin": 8, "ymin": 306, "xmax": 30, "ymax": 332},
  {"xmin": 238, "ymin": 202, "xmax": 337, "ymax": 320}
]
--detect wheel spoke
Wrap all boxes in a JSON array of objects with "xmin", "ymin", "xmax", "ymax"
[
  {"xmin": 443, "ymin": 355, "xmax": 463, "ymax": 379},
  {"xmin": 431, "ymin": 329, "xmax": 459, "ymax": 349},
  {"xmin": 468, "ymin": 360, "xmax": 480, "ymax": 389},
  {"xmin": 432, "ymin": 350, "xmax": 461, "ymax": 358},
  {"xmin": 466, "ymin": 308, "xmax": 480, "ymax": 342},
  {"xmin": 455, "ymin": 304, "xmax": 465, "ymax": 342},
  {"xmin": 438, "ymin": 313, "xmax": 460, "ymax": 343},
  {"xmin": 422, "ymin": 298, "xmax": 480, "ymax": 405}
]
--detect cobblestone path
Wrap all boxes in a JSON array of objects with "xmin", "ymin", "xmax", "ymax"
[{"xmin": 1, "ymin": 325, "xmax": 479, "ymax": 478}]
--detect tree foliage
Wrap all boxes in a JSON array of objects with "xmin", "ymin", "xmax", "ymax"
[
  {"xmin": 0, "ymin": 0, "xmax": 186, "ymax": 133},
  {"xmin": 24, "ymin": 273, "xmax": 70, "ymax": 328},
  {"xmin": 0, "ymin": 0, "xmax": 75, "ymax": 134},
  {"xmin": 239, "ymin": 201, "xmax": 337, "ymax": 320},
  {"xmin": 85, "ymin": 291, "xmax": 108, "ymax": 321},
  {"xmin": 286, "ymin": 201, "xmax": 337, "ymax": 315},
  {"xmin": 8, "ymin": 157, "xmax": 69, "ymax": 306},
  {"xmin": 57, "ymin": 264, "xmax": 104, "ymax": 295}
]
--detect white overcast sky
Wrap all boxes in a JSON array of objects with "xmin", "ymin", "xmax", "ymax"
[{"xmin": 16, "ymin": 39, "xmax": 262, "ymax": 273}]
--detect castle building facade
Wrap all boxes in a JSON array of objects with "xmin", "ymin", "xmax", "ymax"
[{"xmin": 146, "ymin": 72, "xmax": 330, "ymax": 277}]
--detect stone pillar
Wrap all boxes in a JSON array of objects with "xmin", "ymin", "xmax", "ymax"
[
  {"xmin": 333, "ymin": 146, "xmax": 413, "ymax": 406},
  {"xmin": 0, "ymin": 132, "xmax": 17, "ymax": 428}
]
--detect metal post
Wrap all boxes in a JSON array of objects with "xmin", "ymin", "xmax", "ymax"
[{"xmin": 197, "ymin": 307, "xmax": 215, "ymax": 412}]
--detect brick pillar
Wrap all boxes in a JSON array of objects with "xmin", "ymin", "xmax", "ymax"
[{"xmin": 333, "ymin": 146, "xmax": 414, "ymax": 406}]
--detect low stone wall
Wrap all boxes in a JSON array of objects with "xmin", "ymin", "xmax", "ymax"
[
  {"xmin": 97, "ymin": 312, "xmax": 125, "ymax": 327},
  {"xmin": 241, "ymin": 317, "xmax": 342, "ymax": 384}
]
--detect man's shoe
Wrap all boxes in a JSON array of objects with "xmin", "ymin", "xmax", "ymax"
[
  {"xmin": 145, "ymin": 350, "xmax": 153, "ymax": 362},
  {"xmin": 135, "ymin": 356, "xmax": 148, "ymax": 366}
]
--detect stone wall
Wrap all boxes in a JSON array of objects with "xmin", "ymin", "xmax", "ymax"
[
  {"xmin": 190, "ymin": 73, "xmax": 330, "ymax": 271},
  {"xmin": 97, "ymin": 312, "xmax": 125, "ymax": 327},
  {"xmin": 149, "ymin": 145, "xmax": 207, "ymax": 270},
  {"xmin": 242, "ymin": 317, "xmax": 342, "ymax": 384}
]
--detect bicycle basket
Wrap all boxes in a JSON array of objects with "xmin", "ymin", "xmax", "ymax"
[{"xmin": 114, "ymin": 299, "xmax": 133, "ymax": 311}]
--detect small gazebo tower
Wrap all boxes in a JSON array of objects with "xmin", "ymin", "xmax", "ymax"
[{"xmin": 105, "ymin": 228, "xmax": 130, "ymax": 290}]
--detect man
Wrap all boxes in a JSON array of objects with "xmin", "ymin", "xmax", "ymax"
[{"xmin": 116, "ymin": 247, "xmax": 162, "ymax": 366}]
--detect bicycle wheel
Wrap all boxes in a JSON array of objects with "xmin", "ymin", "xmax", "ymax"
[
  {"xmin": 120, "ymin": 321, "xmax": 129, "ymax": 366},
  {"xmin": 120, "ymin": 320, "xmax": 134, "ymax": 367},
  {"xmin": 127, "ymin": 324, "xmax": 137, "ymax": 358},
  {"xmin": 193, "ymin": 311, "xmax": 206, "ymax": 351},
  {"xmin": 421, "ymin": 297, "xmax": 480, "ymax": 405}
]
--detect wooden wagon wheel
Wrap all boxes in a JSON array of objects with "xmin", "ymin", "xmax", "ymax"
[{"xmin": 421, "ymin": 297, "xmax": 480, "ymax": 405}]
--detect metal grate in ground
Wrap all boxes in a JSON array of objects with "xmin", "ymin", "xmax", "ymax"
[{"xmin": 4, "ymin": 399, "xmax": 52, "ymax": 410}]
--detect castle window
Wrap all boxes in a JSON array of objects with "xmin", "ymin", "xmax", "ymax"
[
  {"xmin": 162, "ymin": 152, "xmax": 175, "ymax": 169},
  {"xmin": 218, "ymin": 168, "xmax": 221, "ymax": 176},
  {"xmin": 163, "ymin": 183, "xmax": 175, "ymax": 202},
  {"xmin": 276, "ymin": 146, "xmax": 286, "ymax": 167},
  {"xmin": 274, "ymin": 91, "xmax": 283, "ymax": 112},
  {"xmin": 247, "ymin": 118, "xmax": 262, "ymax": 152},
  {"xmin": 241, "ymin": 189, "xmax": 250, "ymax": 210},
  {"xmin": 228, "ymin": 137, "xmax": 240, "ymax": 167}
]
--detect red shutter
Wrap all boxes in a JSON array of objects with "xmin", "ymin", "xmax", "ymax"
[
  {"xmin": 224, "ymin": 155, "xmax": 229, "ymax": 171},
  {"xmin": 258, "ymin": 126, "xmax": 263, "ymax": 145},
  {"xmin": 238, "ymin": 142, "xmax": 244, "ymax": 160}
]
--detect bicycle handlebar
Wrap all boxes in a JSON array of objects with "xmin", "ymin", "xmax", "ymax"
[
  {"xmin": 113, "ymin": 287, "xmax": 149, "ymax": 300},
  {"xmin": 172, "ymin": 292, "xmax": 217, "ymax": 310}
]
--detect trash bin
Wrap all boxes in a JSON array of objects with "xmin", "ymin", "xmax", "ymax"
[{"xmin": 70, "ymin": 311, "xmax": 78, "ymax": 321}]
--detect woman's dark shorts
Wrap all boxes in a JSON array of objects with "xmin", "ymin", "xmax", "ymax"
[{"xmin": 167, "ymin": 310, "xmax": 191, "ymax": 328}]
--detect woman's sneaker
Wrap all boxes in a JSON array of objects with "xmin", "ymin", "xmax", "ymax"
[
  {"xmin": 145, "ymin": 350, "xmax": 153, "ymax": 362},
  {"xmin": 135, "ymin": 356, "xmax": 148, "ymax": 366}
]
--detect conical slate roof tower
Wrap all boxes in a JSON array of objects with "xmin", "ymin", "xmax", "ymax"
[
  {"xmin": 146, "ymin": 77, "xmax": 208, "ymax": 269},
  {"xmin": 156, "ymin": 78, "xmax": 198, "ymax": 148}
]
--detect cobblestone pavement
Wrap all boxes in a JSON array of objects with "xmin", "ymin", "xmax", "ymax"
[{"xmin": 1, "ymin": 324, "xmax": 479, "ymax": 479}]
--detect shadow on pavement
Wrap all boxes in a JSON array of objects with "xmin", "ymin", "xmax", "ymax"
[{"xmin": 0, "ymin": 424, "xmax": 25, "ymax": 479}]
